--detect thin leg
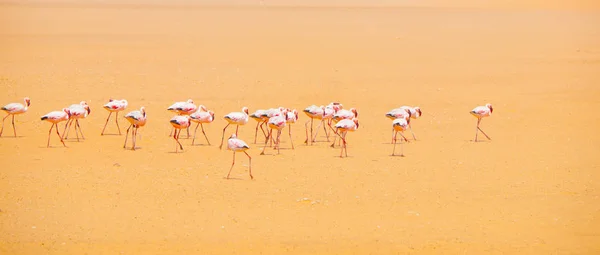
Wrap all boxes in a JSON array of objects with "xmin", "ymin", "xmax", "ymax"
[
  {"xmin": 304, "ymin": 119, "xmax": 310, "ymax": 144},
  {"xmin": 235, "ymin": 125, "xmax": 239, "ymax": 136},
  {"xmin": 186, "ymin": 126, "xmax": 190, "ymax": 139},
  {"xmin": 101, "ymin": 112, "xmax": 112, "ymax": 135},
  {"xmin": 227, "ymin": 152, "xmax": 236, "ymax": 179},
  {"xmin": 76, "ymin": 119, "xmax": 85, "ymax": 139},
  {"xmin": 56, "ymin": 123, "xmax": 66, "ymax": 147},
  {"xmin": 47, "ymin": 124, "xmax": 54, "ymax": 147},
  {"xmin": 192, "ymin": 123, "xmax": 200, "ymax": 145},
  {"xmin": 62, "ymin": 119, "xmax": 71, "ymax": 139},
  {"xmin": 323, "ymin": 119, "xmax": 330, "ymax": 142},
  {"xmin": 288, "ymin": 124, "xmax": 294, "ymax": 149},
  {"xmin": 343, "ymin": 132, "xmax": 348, "ymax": 157},
  {"xmin": 474, "ymin": 118, "xmax": 480, "ymax": 142},
  {"xmin": 74, "ymin": 120, "xmax": 80, "ymax": 142},
  {"xmin": 174, "ymin": 129, "xmax": 184, "ymax": 152},
  {"xmin": 330, "ymin": 129, "xmax": 339, "ymax": 148},
  {"xmin": 132, "ymin": 126, "xmax": 137, "ymax": 150},
  {"xmin": 408, "ymin": 123, "xmax": 417, "ymax": 140},
  {"xmin": 201, "ymin": 123, "xmax": 211, "ymax": 145},
  {"xmin": 392, "ymin": 131, "xmax": 397, "ymax": 155},
  {"xmin": 275, "ymin": 129, "xmax": 281, "ymax": 154},
  {"xmin": 312, "ymin": 120, "xmax": 323, "ymax": 142},
  {"xmin": 169, "ymin": 126, "xmax": 174, "ymax": 137},
  {"xmin": 0, "ymin": 114, "xmax": 10, "ymax": 136},
  {"xmin": 124, "ymin": 124, "xmax": 131, "ymax": 148},
  {"xmin": 116, "ymin": 112, "xmax": 121, "ymax": 135},
  {"xmin": 260, "ymin": 129, "xmax": 272, "ymax": 155},
  {"xmin": 260, "ymin": 121, "xmax": 267, "ymax": 139},
  {"xmin": 244, "ymin": 151, "xmax": 253, "ymax": 179},
  {"xmin": 478, "ymin": 124, "xmax": 491, "ymax": 140},
  {"xmin": 219, "ymin": 123, "xmax": 230, "ymax": 149},
  {"xmin": 253, "ymin": 121, "xmax": 260, "ymax": 143},
  {"xmin": 11, "ymin": 115, "xmax": 16, "ymax": 137}
]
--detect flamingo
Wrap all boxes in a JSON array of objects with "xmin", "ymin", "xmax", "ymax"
[
  {"xmin": 41, "ymin": 108, "xmax": 69, "ymax": 147},
  {"xmin": 330, "ymin": 107, "xmax": 358, "ymax": 147},
  {"xmin": 470, "ymin": 103, "xmax": 493, "ymax": 142},
  {"xmin": 260, "ymin": 109, "xmax": 288, "ymax": 155},
  {"xmin": 219, "ymin": 107, "xmax": 249, "ymax": 149},
  {"xmin": 334, "ymin": 118, "xmax": 359, "ymax": 158},
  {"xmin": 392, "ymin": 118, "xmax": 409, "ymax": 156},
  {"xmin": 285, "ymin": 109, "xmax": 299, "ymax": 150},
  {"xmin": 226, "ymin": 134, "xmax": 253, "ymax": 180},
  {"xmin": 167, "ymin": 99, "xmax": 196, "ymax": 137},
  {"xmin": 385, "ymin": 108, "xmax": 411, "ymax": 143},
  {"xmin": 123, "ymin": 106, "xmax": 147, "ymax": 150},
  {"xmin": 249, "ymin": 109, "xmax": 268, "ymax": 144},
  {"xmin": 1, "ymin": 97, "xmax": 30, "ymax": 137},
  {"xmin": 190, "ymin": 110, "xmax": 214, "ymax": 145},
  {"xmin": 400, "ymin": 106, "xmax": 422, "ymax": 140},
  {"xmin": 303, "ymin": 105, "xmax": 324, "ymax": 145},
  {"xmin": 170, "ymin": 115, "xmax": 191, "ymax": 153},
  {"xmin": 101, "ymin": 99, "xmax": 127, "ymax": 135},
  {"xmin": 63, "ymin": 101, "xmax": 91, "ymax": 141}
]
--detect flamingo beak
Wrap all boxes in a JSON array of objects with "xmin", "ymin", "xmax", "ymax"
[{"xmin": 87, "ymin": 107, "xmax": 91, "ymax": 114}]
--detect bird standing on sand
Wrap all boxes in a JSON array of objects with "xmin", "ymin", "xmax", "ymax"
[
  {"xmin": 400, "ymin": 106, "xmax": 422, "ymax": 140},
  {"xmin": 260, "ymin": 109, "xmax": 288, "ymax": 155},
  {"xmin": 334, "ymin": 118, "xmax": 359, "ymax": 158},
  {"xmin": 101, "ymin": 99, "xmax": 128, "ymax": 135},
  {"xmin": 41, "ymin": 108, "xmax": 69, "ymax": 147},
  {"xmin": 285, "ymin": 109, "xmax": 299, "ymax": 150},
  {"xmin": 123, "ymin": 106, "xmax": 147, "ymax": 150},
  {"xmin": 219, "ymin": 107, "xmax": 249, "ymax": 149},
  {"xmin": 392, "ymin": 118, "xmax": 409, "ymax": 156},
  {"xmin": 170, "ymin": 115, "xmax": 191, "ymax": 153},
  {"xmin": 470, "ymin": 103, "xmax": 493, "ymax": 142},
  {"xmin": 190, "ymin": 109, "xmax": 215, "ymax": 146},
  {"xmin": 386, "ymin": 108, "xmax": 411, "ymax": 143},
  {"xmin": 63, "ymin": 101, "xmax": 91, "ymax": 141},
  {"xmin": 226, "ymin": 134, "xmax": 253, "ymax": 179},
  {"xmin": 1, "ymin": 97, "xmax": 30, "ymax": 137}
]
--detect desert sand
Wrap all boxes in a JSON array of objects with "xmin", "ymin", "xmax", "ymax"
[{"xmin": 1, "ymin": 0, "xmax": 600, "ymax": 254}]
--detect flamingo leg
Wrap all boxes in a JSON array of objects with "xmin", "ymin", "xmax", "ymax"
[
  {"xmin": 227, "ymin": 152, "xmax": 236, "ymax": 179},
  {"xmin": 62, "ymin": 119, "xmax": 71, "ymax": 139},
  {"xmin": 288, "ymin": 124, "xmax": 294, "ymax": 149},
  {"xmin": 478, "ymin": 120, "xmax": 491, "ymax": 140},
  {"xmin": 47, "ymin": 123, "xmax": 54, "ymax": 147},
  {"xmin": 275, "ymin": 129, "xmax": 281, "ymax": 154},
  {"xmin": 312, "ymin": 120, "xmax": 323, "ymax": 142},
  {"xmin": 76, "ymin": 119, "xmax": 85, "ymax": 139},
  {"xmin": 201, "ymin": 123, "xmax": 211, "ymax": 145},
  {"xmin": 244, "ymin": 151, "xmax": 253, "ymax": 179},
  {"xmin": 235, "ymin": 125, "xmax": 239, "ymax": 136},
  {"xmin": 56, "ymin": 123, "xmax": 66, "ymax": 147},
  {"xmin": 408, "ymin": 122, "xmax": 417, "ymax": 140},
  {"xmin": 73, "ymin": 120, "xmax": 80, "ymax": 142},
  {"xmin": 304, "ymin": 119, "xmax": 310, "ymax": 145},
  {"xmin": 132, "ymin": 126, "xmax": 137, "ymax": 150},
  {"xmin": 253, "ymin": 121, "xmax": 260, "ymax": 144},
  {"xmin": 101, "ymin": 112, "xmax": 112, "ymax": 135},
  {"xmin": 0, "ymin": 114, "xmax": 10, "ymax": 136},
  {"xmin": 124, "ymin": 124, "xmax": 131, "ymax": 149},
  {"xmin": 174, "ymin": 129, "xmax": 184, "ymax": 152},
  {"xmin": 116, "ymin": 112, "xmax": 121, "ymax": 135},
  {"xmin": 474, "ymin": 118, "xmax": 480, "ymax": 142},
  {"xmin": 192, "ymin": 123, "xmax": 200, "ymax": 145},
  {"xmin": 186, "ymin": 126, "xmax": 190, "ymax": 139},
  {"xmin": 343, "ymin": 132, "xmax": 348, "ymax": 157},
  {"xmin": 260, "ymin": 121, "xmax": 267, "ymax": 139},
  {"xmin": 219, "ymin": 123, "xmax": 230, "ymax": 149},
  {"xmin": 260, "ymin": 129, "xmax": 272, "ymax": 155},
  {"xmin": 392, "ymin": 130, "xmax": 397, "ymax": 155},
  {"xmin": 323, "ymin": 120, "xmax": 330, "ymax": 142},
  {"xmin": 11, "ymin": 115, "xmax": 16, "ymax": 137}
]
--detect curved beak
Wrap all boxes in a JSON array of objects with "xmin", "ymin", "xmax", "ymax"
[{"xmin": 87, "ymin": 107, "xmax": 91, "ymax": 114}]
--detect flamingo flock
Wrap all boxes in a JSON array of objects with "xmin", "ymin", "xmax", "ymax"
[{"xmin": 2, "ymin": 96, "xmax": 495, "ymax": 180}]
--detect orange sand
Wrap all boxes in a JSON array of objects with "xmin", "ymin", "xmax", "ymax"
[{"xmin": 1, "ymin": 1, "xmax": 599, "ymax": 254}]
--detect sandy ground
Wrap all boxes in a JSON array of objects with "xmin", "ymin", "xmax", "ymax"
[{"xmin": 1, "ymin": 0, "xmax": 600, "ymax": 254}]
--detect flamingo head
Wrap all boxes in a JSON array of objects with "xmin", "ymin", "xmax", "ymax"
[
  {"xmin": 229, "ymin": 133, "xmax": 237, "ymax": 139},
  {"xmin": 62, "ymin": 108, "xmax": 71, "ymax": 116},
  {"xmin": 414, "ymin": 107, "xmax": 422, "ymax": 117},
  {"xmin": 187, "ymin": 99, "xmax": 194, "ymax": 104},
  {"xmin": 209, "ymin": 110, "xmax": 215, "ymax": 120},
  {"xmin": 24, "ymin": 97, "xmax": 31, "ymax": 107},
  {"xmin": 121, "ymin": 99, "xmax": 128, "ymax": 107},
  {"xmin": 353, "ymin": 118, "xmax": 359, "ymax": 129},
  {"xmin": 199, "ymin": 105, "xmax": 208, "ymax": 112},
  {"xmin": 486, "ymin": 103, "xmax": 493, "ymax": 113},
  {"xmin": 351, "ymin": 108, "xmax": 358, "ymax": 117},
  {"xmin": 242, "ymin": 107, "xmax": 249, "ymax": 115},
  {"xmin": 140, "ymin": 107, "xmax": 146, "ymax": 117},
  {"xmin": 293, "ymin": 109, "xmax": 298, "ymax": 120}
]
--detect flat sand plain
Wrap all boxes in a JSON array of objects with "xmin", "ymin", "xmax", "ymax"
[{"xmin": 1, "ymin": 0, "xmax": 600, "ymax": 254}]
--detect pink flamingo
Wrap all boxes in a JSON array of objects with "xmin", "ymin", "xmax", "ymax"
[
  {"xmin": 334, "ymin": 118, "xmax": 359, "ymax": 158},
  {"xmin": 400, "ymin": 106, "xmax": 422, "ymax": 140},
  {"xmin": 1, "ymin": 97, "xmax": 30, "ymax": 137},
  {"xmin": 260, "ymin": 109, "xmax": 288, "ymax": 155},
  {"xmin": 392, "ymin": 118, "xmax": 409, "ymax": 156},
  {"xmin": 249, "ymin": 109, "xmax": 268, "ymax": 144},
  {"xmin": 170, "ymin": 115, "xmax": 191, "ymax": 153},
  {"xmin": 385, "ymin": 108, "xmax": 411, "ymax": 143},
  {"xmin": 41, "ymin": 108, "xmax": 69, "ymax": 147},
  {"xmin": 470, "ymin": 103, "xmax": 493, "ymax": 141},
  {"xmin": 190, "ymin": 110, "xmax": 215, "ymax": 145},
  {"xmin": 303, "ymin": 105, "xmax": 324, "ymax": 145},
  {"xmin": 226, "ymin": 134, "xmax": 253, "ymax": 179},
  {"xmin": 63, "ymin": 101, "xmax": 91, "ymax": 141},
  {"xmin": 285, "ymin": 109, "xmax": 299, "ymax": 149},
  {"xmin": 123, "ymin": 107, "xmax": 147, "ymax": 150},
  {"xmin": 330, "ymin": 107, "xmax": 358, "ymax": 147},
  {"xmin": 219, "ymin": 107, "xmax": 249, "ymax": 149},
  {"xmin": 101, "ymin": 99, "xmax": 128, "ymax": 135},
  {"xmin": 167, "ymin": 99, "xmax": 196, "ymax": 137}
]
